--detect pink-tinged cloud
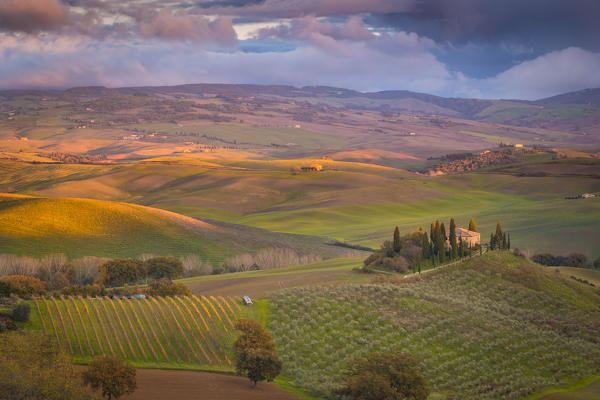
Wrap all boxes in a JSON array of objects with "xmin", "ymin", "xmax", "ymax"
[
  {"xmin": 210, "ymin": 0, "xmax": 415, "ymax": 18},
  {"xmin": 257, "ymin": 15, "xmax": 374, "ymax": 45},
  {"xmin": 139, "ymin": 10, "xmax": 237, "ymax": 45},
  {"xmin": 0, "ymin": 0, "xmax": 69, "ymax": 33}
]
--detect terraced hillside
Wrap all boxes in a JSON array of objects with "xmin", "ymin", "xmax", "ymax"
[
  {"xmin": 0, "ymin": 194, "xmax": 349, "ymax": 261},
  {"xmin": 33, "ymin": 295, "xmax": 245, "ymax": 370},
  {"xmin": 268, "ymin": 252, "xmax": 600, "ymax": 399}
]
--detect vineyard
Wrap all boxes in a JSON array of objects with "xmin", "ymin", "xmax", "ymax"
[
  {"xmin": 269, "ymin": 252, "xmax": 600, "ymax": 399},
  {"xmin": 33, "ymin": 295, "xmax": 244, "ymax": 370}
]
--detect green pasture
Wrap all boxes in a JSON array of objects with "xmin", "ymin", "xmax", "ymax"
[
  {"xmin": 549, "ymin": 267, "xmax": 600, "ymax": 286},
  {"xmin": 232, "ymin": 176, "xmax": 600, "ymax": 258},
  {"xmin": 125, "ymin": 122, "xmax": 346, "ymax": 149}
]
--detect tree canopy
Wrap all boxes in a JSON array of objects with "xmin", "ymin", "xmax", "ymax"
[
  {"xmin": 83, "ymin": 356, "xmax": 137, "ymax": 400},
  {"xmin": 146, "ymin": 256, "xmax": 184, "ymax": 280},
  {"xmin": 98, "ymin": 259, "xmax": 146, "ymax": 287},
  {"xmin": 0, "ymin": 333, "xmax": 98, "ymax": 400},
  {"xmin": 337, "ymin": 352, "xmax": 430, "ymax": 400},
  {"xmin": 233, "ymin": 318, "xmax": 281, "ymax": 386}
]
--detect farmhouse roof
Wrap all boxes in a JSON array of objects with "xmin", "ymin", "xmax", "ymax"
[{"xmin": 455, "ymin": 227, "xmax": 480, "ymax": 237}]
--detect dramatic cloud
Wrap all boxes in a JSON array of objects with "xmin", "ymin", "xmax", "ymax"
[
  {"xmin": 0, "ymin": 0, "xmax": 597, "ymax": 98},
  {"xmin": 208, "ymin": 0, "xmax": 415, "ymax": 18},
  {"xmin": 139, "ymin": 11, "xmax": 237, "ymax": 44},
  {"xmin": 0, "ymin": 0, "xmax": 69, "ymax": 33},
  {"xmin": 367, "ymin": 0, "xmax": 600, "ymax": 48},
  {"xmin": 482, "ymin": 47, "xmax": 600, "ymax": 100},
  {"xmin": 256, "ymin": 16, "xmax": 374, "ymax": 44}
]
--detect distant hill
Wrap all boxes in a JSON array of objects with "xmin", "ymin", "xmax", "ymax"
[
  {"xmin": 2, "ymin": 83, "xmax": 599, "ymax": 132},
  {"xmin": 538, "ymin": 88, "xmax": 600, "ymax": 105}
]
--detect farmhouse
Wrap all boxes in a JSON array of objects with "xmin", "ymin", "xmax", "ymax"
[
  {"xmin": 301, "ymin": 164, "xmax": 323, "ymax": 172},
  {"xmin": 453, "ymin": 227, "xmax": 481, "ymax": 247}
]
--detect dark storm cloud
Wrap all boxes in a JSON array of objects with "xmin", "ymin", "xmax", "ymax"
[
  {"xmin": 205, "ymin": 0, "xmax": 415, "ymax": 18},
  {"xmin": 366, "ymin": 0, "xmax": 600, "ymax": 49},
  {"xmin": 0, "ymin": 0, "xmax": 69, "ymax": 33}
]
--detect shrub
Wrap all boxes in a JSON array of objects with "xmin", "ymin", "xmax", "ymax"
[
  {"xmin": 12, "ymin": 302, "xmax": 31, "ymax": 322},
  {"xmin": 594, "ymin": 257, "xmax": 600, "ymax": 270},
  {"xmin": 0, "ymin": 319, "xmax": 6, "ymax": 332},
  {"xmin": 61, "ymin": 284, "xmax": 104, "ymax": 297},
  {"xmin": 144, "ymin": 278, "xmax": 190, "ymax": 296},
  {"xmin": 513, "ymin": 248, "xmax": 526, "ymax": 258},
  {"xmin": 98, "ymin": 259, "xmax": 147, "ymax": 287},
  {"xmin": 146, "ymin": 257, "xmax": 184, "ymax": 280},
  {"xmin": 0, "ymin": 280, "xmax": 14, "ymax": 297},
  {"xmin": 532, "ymin": 253, "xmax": 567, "ymax": 266},
  {"xmin": 0, "ymin": 275, "xmax": 47, "ymax": 296},
  {"xmin": 337, "ymin": 352, "xmax": 430, "ymax": 400},
  {"xmin": 566, "ymin": 253, "xmax": 588, "ymax": 268},
  {"xmin": 83, "ymin": 356, "xmax": 136, "ymax": 399}
]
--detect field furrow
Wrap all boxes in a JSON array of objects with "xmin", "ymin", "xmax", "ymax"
[
  {"xmin": 79, "ymin": 297, "xmax": 106, "ymax": 355},
  {"xmin": 107, "ymin": 299, "xmax": 139, "ymax": 359},
  {"xmin": 130, "ymin": 298, "xmax": 170, "ymax": 361},
  {"xmin": 51, "ymin": 297, "xmax": 74, "ymax": 354},
  {"xmin": 147, "ymin": 297, "xmax": 190, "ymax": 363},
  {"xmin": 69, "ymin": 296, "xmax": 95, "ymax": 357},
  {"xmin": 60, "ymin": 295, "xmax": 84, "ymax": 356},
  {"xmin": 30, "ymin": 296, "xmax": 242, "ymax": 370},
  {"xmin": 117, "ymin": 299, "xmax": 150, "ymax": 361}
]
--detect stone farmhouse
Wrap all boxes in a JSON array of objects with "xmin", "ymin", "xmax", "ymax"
[{"xmin": 454, "ymin": 227, "xmax": 481, "ymax": 247}]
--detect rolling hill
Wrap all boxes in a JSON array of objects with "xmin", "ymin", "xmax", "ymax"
[
  {"xmin": 268, "ymin": 251, "xmax": 600, "ymax": 399},
  {"xmin": 0, "ymin": 194, "xmax": 350, "ymax": 262}
]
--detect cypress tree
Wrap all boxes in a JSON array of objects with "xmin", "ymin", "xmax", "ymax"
[
  {"xmin": 502, "ymin": 232, "xmax": 507, "ymax": 249},
  {"xmin": 430, "ymin": 222, "xmax": 435, "ymax": 245},
  {"xmin": 495, "ymin": 220, "xmax": 503, "ymax": 240},
  {"xmin": 490, "ymin": 233, "xmax": 496, "ymax": 250},
  {"xmin": 458, "ymin": 237, "xmax": 464, "ymax": 258},
  {"xmin": 421, "ymin": 232, "xmax": 430, "ymax": 259},
  {"xmin": 393, "ymin": 226, "xmax": 401, "ymax": 253},
  {"xmin": 507, "ymin": 233, "xmax": 511, "ymax": 250},
  {"xmin": 440, "ymin": 223, "xmax": 447, "ymax": 263},
  {"xmin": 468, "ymin": 218, "xmax": 476, "ymax": 232},
  {"xmin": 449, "ymin": 218, "xmax": 457, "ymax": 259}
]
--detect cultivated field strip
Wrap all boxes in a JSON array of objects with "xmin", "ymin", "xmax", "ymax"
[{"xmin": 33, "ymin": 295, "xmax": 243, "ymax": 368}]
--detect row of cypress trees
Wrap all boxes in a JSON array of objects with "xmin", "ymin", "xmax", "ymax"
[{"xmin": 424, "ymin": 217, "xmax": 478, "ymax": 265}]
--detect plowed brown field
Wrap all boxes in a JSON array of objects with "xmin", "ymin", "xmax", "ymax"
[{"xmin": 122, "ymin": 369, "xmax": 299, "ymax": 400}]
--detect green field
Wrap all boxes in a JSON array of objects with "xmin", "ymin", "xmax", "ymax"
[
  {"xmin": 32, "ymin": 295, "xmax": 253, "ymax": 371},
  {"xmin": 0, "ymin": 157, "xmax": 598, "ymax": 261},
  {"xmin": 177, "ymin": 257, "xmax": 370, "ymax": 297},
  {"xmin": 0, "ymin": 194, "xmax": 349, "ymax": 262},
  {"xmin": 268, "ymin": 252, "xmax": 600, "ymax": 399},
  {"xmin": 549, "ymin": 267, "xmax": 600, "ymax": 287}
]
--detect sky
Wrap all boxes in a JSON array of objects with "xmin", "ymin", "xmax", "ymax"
[{"xmin": 0, "ymin": 0, "xmax": 599, "ymax": 99}]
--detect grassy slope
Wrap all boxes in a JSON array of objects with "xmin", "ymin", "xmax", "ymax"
[
  {"xmin": 1, "ymin": 158, "xmax": 598, "ymax": 258},
  {"xmin": 0, "ymin": 194, "xmax": 347, "ymax": 262},
  {"xmin": 268, "ymin": 252, "xmax": 600, "ymax": 399},
  {"xmin": 177, "ymin": 257, "xmax": 370, "ymax": 298},
  {"xmin": 549, "ymin": 268, "xmax": 600, "ymax": 287}
]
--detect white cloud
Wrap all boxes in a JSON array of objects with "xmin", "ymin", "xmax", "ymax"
[{"xmin": 454, "ymin": 47, "xmax": 600, "ymax": 99}]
